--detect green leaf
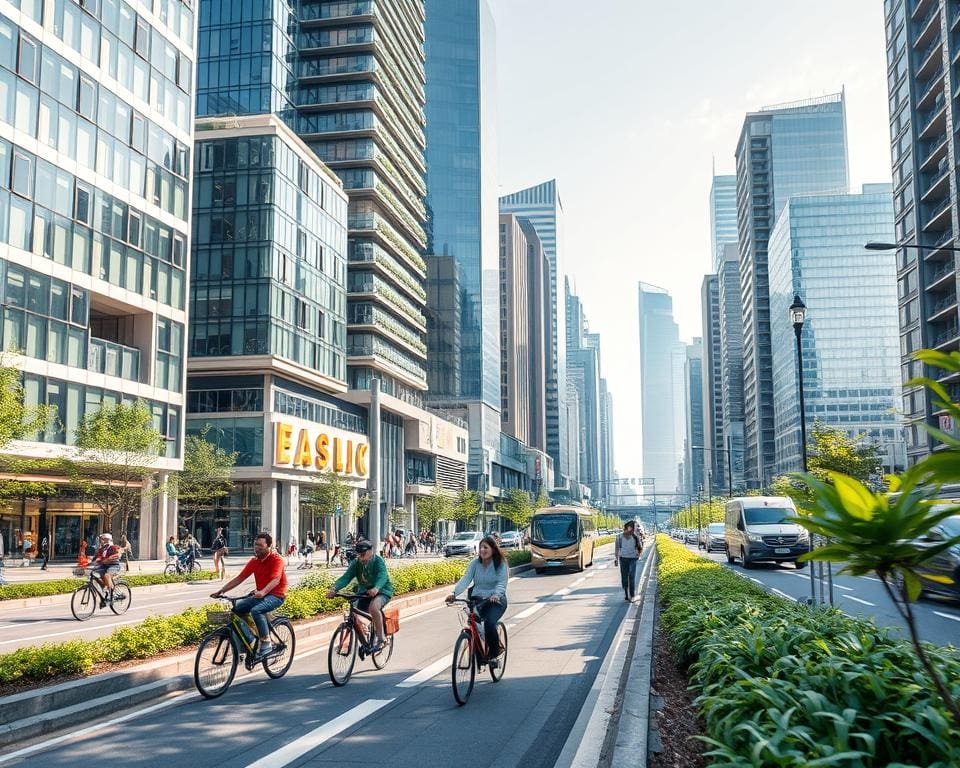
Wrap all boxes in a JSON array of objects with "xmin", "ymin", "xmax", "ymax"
[
  {"xmin": 830, "ymin": 474, "xmax": 876, "ymax": 520},
  {"xmin": 902, "ymin": 569, "xmax": 923, "ymax": 602}
]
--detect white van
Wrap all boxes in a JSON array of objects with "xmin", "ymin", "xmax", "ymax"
[{"xmin": 724, "ymin": 496, "xmax": 810, "ymax": 569}]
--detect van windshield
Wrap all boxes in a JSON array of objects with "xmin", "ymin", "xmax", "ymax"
[
  {"xmin": 531, "ymin": 514, "xmax": 578, "ymax": 547},
  {"xmin": 707, "ymin": 523, "xmax": 724, "ymax": 533},
  {"xmin": 743, "ymin": 507, "xmax": 794, "ymax": 525}
]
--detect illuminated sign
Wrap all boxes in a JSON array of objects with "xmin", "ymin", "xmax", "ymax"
[{"xmin": 274, "ymin": 422, "xmax": 369, "ymax": 478}]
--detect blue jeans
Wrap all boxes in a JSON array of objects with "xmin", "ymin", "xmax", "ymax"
[
  {"xmin": 233, "ymin": 594, "xmax": 284, "ymax": 640},
  {"xmin": 477, "ymin": 599, "xmax": 507, "ymax": 657},
  {"xmin": 619, "ymin": 557, "xmax": 639, "ymax": 598}
]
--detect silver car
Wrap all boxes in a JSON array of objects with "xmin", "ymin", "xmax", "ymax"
[
  {"xmin": 913, "ymin": 515, "xmax": 960, "ymax": 601},
  {"xmin": 443, "ymin": 531, "xmax": 484, "ymax": 558},
  {"xmin": 499, "ymin": 531, "xmax": 523, "ymax": 549},
  {"xmin": 699, "ymin": 522, "xmax": 726, "ymax": 552}
]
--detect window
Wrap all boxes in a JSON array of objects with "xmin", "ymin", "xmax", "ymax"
[
  {"xmin": 77, "ymin": 75, "xmax": 95, "ymax": 120},
  {"xmin": 17, "ymin": 35, "xmax": 38, "ymax": 84},
  {"xmin": 295, "ymin": 299, "xmax": 307, "ymax": 329},
  {"xmin": 134, "ymin": 17, "xmax": 150, "ymax": 59},
  {"xmin": 11, "ymin": 150, "xmax": 33, "ymax": 198},
  {"xmin": 75, "ymin": 182, "xmax": 92, "ymax": 225},
  {"xmin": 130, "ymin": 112, "xmax": 145, "ymax": 152},
  {"xmin": 70, "ymin": 286, "xmax": 87, "ymax": 325}
]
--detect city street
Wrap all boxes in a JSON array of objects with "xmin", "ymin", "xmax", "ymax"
[
  {"xmin": 1, "ymin": 548, "xmax": 637, "ymax": 768},
  {"xmin": 682, "ymin": 542, "xmax": 960, "ymax": 647},
  {"xmin": 0, "ymin": 555, "xmax": 445, "ymax": 652}
]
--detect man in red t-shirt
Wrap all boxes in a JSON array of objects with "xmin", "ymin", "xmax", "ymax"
[
  {"xmin": 91, "ymin": 533, "xmax": 122, "ymax": 601},
  {"xmin": 212, "ymin": 531, "xmax": 287, "ymax": 656}
]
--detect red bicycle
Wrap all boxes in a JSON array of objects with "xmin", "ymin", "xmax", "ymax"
[{"xmin": 448, "ymin": 596, "xmax": 508, "ymax": 705}]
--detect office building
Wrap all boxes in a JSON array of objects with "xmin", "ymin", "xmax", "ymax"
[
  {"xmin": 524, "ymin": 219, "xmax": 550, "ymax": 454},
  {"xmin": 500, "ymin": 180, "xmax": 569, "ymax": 488},
  {"xmin": 769, "ymin": 185, "xmax": 904, "ymax": 474},
  {"xmin": 710, "ymin": 174, "xmax": 738, "ymax": 272},
  {"xmin": 498, "ymin": 214, "xmax": 532, "ymax": 446},
  {"xmin": 719, "ymin": 243, "xmax": 746, "ymax": 491},
  {"xmin": 638, "ymin": 283, "xmax": 684, "ymax": 495},
  {"xmin": 736, "ymin": 93, "xmax": 849, "ymax": 487},
  {"xmin": 701, "ymin": 274, "xmax": 725, "ymax": 494},
  {"xmin": 565, "ymin": 279, "xmax": 602, "ymax": 495},
  {"xmin": 0, "ymin": 2, "xmax": 196, "ymax": 560},
  {"xmin": 683, "ymin": 339, "xmax": 705, "ymax": 496},
  {"xmin": 883, "ymin": 0, "xmax": 960, "ymax": 463},
  {"xmin": 600, "ymin": 380, "xmax": 616, "ymax": 489}
]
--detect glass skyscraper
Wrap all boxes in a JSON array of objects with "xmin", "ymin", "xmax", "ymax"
[
  {"xmin": 710, "ymin": 173, "xmax": 737, "ymax": 272},
  {"xmin": 500, "ymin": 180, "xmax": 568, "ymax": 486},
  {"xmin": 735, "ymin": 93, "xmax": 849, "ymax": 487},
  {"xmin": 883, "ymin": 0, "xmax": 960, "ymax": 464},
  {"xmin": 0, "ymin": 0, "xmax": 196, "ymax": 559},
  {"xmin": 768, "ymin": 185, "xmax": 904, "ymax": 474},
  {"xmin": 683, "ymin": 339, "xmax": 704, "ymax": 496}
]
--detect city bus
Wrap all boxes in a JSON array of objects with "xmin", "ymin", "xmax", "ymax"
[{"xmin": 529, "ymin": 505, "xmax": 596, "ymax": 573}]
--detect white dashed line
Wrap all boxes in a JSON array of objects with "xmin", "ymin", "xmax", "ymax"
[
  {"xmin": 513, "ymin": 602, "xmax": 546, "ymax": 620},
  {"xmin": 396, "ymin": 657, "xmax": 450, "ymax": 688},
  {"xmin": 771, "ymin": 588, "xmax": 795, "ymax": 601},
  {"xmin": 841, "ymin": 595, "xmax": 876, "ymax": 607},
  {"xmin": 934, "ymin": 610, "xmax": 960, "ymax": 623}
]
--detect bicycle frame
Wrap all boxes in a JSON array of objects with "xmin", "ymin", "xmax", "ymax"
[
  {"xmin": 454, "ymin": 599, "xmax": 490, "ymax": 659},
  {"xmin": 337, "ymin": 595, "xmax": 378, "ymax": 652}
]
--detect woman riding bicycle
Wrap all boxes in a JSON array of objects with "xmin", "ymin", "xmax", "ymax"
[
  {"xmin": 326, "ymin": 539, "xmax": 393, "ymax": 652},
  {"xmin": 445, "ymin": 535, "xmax": 508, "ymax": 668}
]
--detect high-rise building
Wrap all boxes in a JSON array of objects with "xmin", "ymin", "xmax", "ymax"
[
  {"xmin": 638, "ymin": 283, "xmax": 684, "ymax": 495},
  {"xmin": 769, "ymin": 185, "xmax": 905, "ymax": 474},
  {"xmin": 600, "ymin": 380, "xmax": 616, "ymax": 489},
  {"xmin": 710, "ymin": 174, "xmax": 738, "ymax": 272},
  {"xmin": 883, "ymin": 1, "xmax": 960, "ymax": 464},
  {"xmin": 500, "ymin": 180, "xmax": 568, "ymax": 488},
  {"xmin": 498, "ymin": 214, "xmax": 532, "ymax": 446},
  {"xmin": 0, "ymin": 3, "xmax": 196, "ymax": 560},
  {"xmin": 194, "ymin": 0, "xmax": 468, "ymax": 536},
  {"xmin": 700, "ymin": 274, "xmax": 725, "ymax": 494},
  {"xmin": 523, "ymin": 219, "xmax": 550, "ymax": 454},
  {"xmin": 736, "ymin": 93, "xmax": 849, "ymax": 487},
  {"xmin": 684, "ymin": 339, "xmax": 705, "ymax": 496},
  {"xmin": 719, "ymin": 243, "xmax": 746, "ymax": 491},
  {"xmin": 565, "ymin": 280, "xmax": 602, "ymax": 494}
]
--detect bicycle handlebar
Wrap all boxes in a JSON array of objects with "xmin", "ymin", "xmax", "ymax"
[{"xmin": 210, "ymin": 592, "xmax": 255, "ymax": 604}]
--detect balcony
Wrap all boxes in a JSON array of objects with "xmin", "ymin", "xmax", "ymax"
[
  {"xmin": 917, "ymin": 66, "xmax": 945, "ymax": 109},
  {"xmin": 923, "ymin": 230, "xmax": 956, "ymax": 260},
  {"xmin": 919, "ymin": 132, "xmax": 948, "ymax": 172},
  {"xmin": 929, "ymin": 292, "xmax": 959, "ymax": 321},
  {"xmin": 923, "ymin": 195, "xmax": 953, "ymax": 231},
  {"xmin": 912, "ymin": 0, "xmax": 934, "ymax": 21},
  {"xmin": 919, "ymin": 94, "xmax": 947, "ymax": 138},
  {"xmin": 914, "ymin": 6, "xmax": 941, "ymax": 48},
  {"xmin": 88, "ymin": 337, "xmax": 140, "ymax": 381},
  {"xmin": 917, "ymin": 37, "xmax": 944, "ymax": 78},
  {"xmin": 921, "ymin": 159, "xmax": 951, "ymax": 201},
  {"xmin": 934, "ymin": 322, "xmax": 960, "ymax": 349},
  {"xmin": 926, "ymin": 258, "xmax": 956, "ymax": 289}
]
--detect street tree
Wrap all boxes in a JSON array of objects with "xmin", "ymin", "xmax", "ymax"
[
  {"xmin": 453, "ymin": 488, "xmax": 481, "ymax": 528},
  {"xmin": 173, "ymin": 426, "xmax": 237, "ymax": 529},
  {"xmin": 0, "ymin": 361, "xmax": 57, "ymax": 503},
  {"xmin": 416, "ymin": 481, "xmax": 452, "ymax": 533},
  {"xmin": 497, "ymin": 488, "xmax": 533, "ymax": 529},
  {"xmin": 301, "ymin": 470, "xmax": 354, "ymax": 521},
  {"xmin": 67, "ymin": 400, "xmax": 166, "ymax": 541}
]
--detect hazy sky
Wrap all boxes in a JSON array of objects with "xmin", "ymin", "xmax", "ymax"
[{"xmin": 487, "ymin": 0, "xmax": 892, "ymax": 478}]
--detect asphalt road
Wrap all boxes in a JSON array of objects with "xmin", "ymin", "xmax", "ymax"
[
  {"xmin": 2, "ymin": 548, "xmax": 637, "ymax": 768},
  {"xmin": 684, "ymin": 541, "xmax": 960, "ymax": 647},
  {"xmin": 0, "ymin": 556, "xmax": 448, "ymax": 651}
]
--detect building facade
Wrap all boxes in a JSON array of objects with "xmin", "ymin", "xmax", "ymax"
[
  {"xmin": 599, "ymin": 379, "xmax": 615, "ymax": 490},
  {"xmin": 0, "ymin": 0, "xmax": 196, "ymax": 560},
  {"xmin": 523, "ymin": 218, "xmax": 550, "ymax": 454},
  {"xmin": 498, "ymin": 213, "xmax": 531, "ymax": 445},
  {"xmin": 499, "ymin": 180, "xmax": 568, "ymax": 489},
  {"xmin": 638, "ymin": 283, "xmax": 683, "ymax": 495},
  {"xmin": 683, "ymin": 339, "xmax": 705, "ymax": 496},
  {"xmin": 883, "ymin": 0, "xmax": 960, "ymax": 463},
  {"xmin": 710, "ymin": 173, "xmax": 738, "ymax": 272},
  {"xmin": 735, "ymin": 93, "xmax": 849, "ymax": 487},
  {"xmin": 718, "ymin": 242, "xmax": 746, "ymax": 491},
  {"xmin": 700, "ymin": 274, "xmax": 725, "ymax": 494},
  {"xmin": 769, "ymin": 185, "xmax": 905, "ymax": 475}
]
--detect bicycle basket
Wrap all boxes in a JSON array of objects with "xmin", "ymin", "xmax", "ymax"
[
  {"xmin": 206, "ymin": 610, "xmax": 232, "ymax": 626},
  {"xmin": 72, "ymin": 567, "xmax": 87, "ymax": 577},
  {"xmin": 384, "ymin": 606, "xmax": 400, "ymax": 635}
]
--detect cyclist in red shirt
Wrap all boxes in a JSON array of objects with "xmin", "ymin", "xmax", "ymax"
[{"xmin": 212, "ymin": 531, "xmax": 287, "ymax": 656}]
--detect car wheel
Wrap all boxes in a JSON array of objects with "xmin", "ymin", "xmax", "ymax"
[
  {"xmin": 725, "ymin": 546, "xmax": 735, "ymax": 564},
  {"xmin": 795, "ymin": 560, "xmax": 807, "ymax": 569},
  {"xmin": 741, "ymin": 548, "xmax": 753, "ymax": 569}
]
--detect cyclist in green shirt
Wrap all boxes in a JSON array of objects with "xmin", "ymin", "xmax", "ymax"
[{"xmin": 326, "ymin": 539, "xmax": 394, "ymax": 651}]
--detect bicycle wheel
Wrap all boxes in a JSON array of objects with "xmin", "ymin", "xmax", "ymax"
[
  {"xmin": 109, "ymin": 582, "xmax": 132, "ymax": 615},
  {"xmin": 489, "ymin": 623, "xmax": 508, "ymax": 682},
  {"xmin": 194, "ymin": 629, "xmax": 238, "ymax": 698},
  {"xmin": 262, "ymin": 618, "xmax": 296, "ymax": 679},
  {"xmin": 70, "ymin": 585, "xmax": 97, "ymax": 621},
  {"xmin": 163, "ymin": 563, "xmax": 177, "ymax": 576},
  {"xmin": 371, "ymin": 634, "xmax": 395, "ymax": 669},
  {"xmin": 451, "ymin": 632, "xmax": 476, "ymax": 706},
  {"xmin": 328, "ymin": 623, "xmax": 357, "ymax": 686},
  {"xmin": 189, "ymin": 559, "xmax": 202, "ymax": 574}
]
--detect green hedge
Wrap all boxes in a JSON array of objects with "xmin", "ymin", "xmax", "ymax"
[
  {"xmin": 656, "ymin": 535, "xmax": 960, "ymax": 767},
  {"xmin": 0, "ymin": 571, "xmax": 218, "ymax": 601},
  {"xmin": 596, "ymin": 535, "xmax": 615, "ymax": 548},
  {"xmin": 0, "ymin": 558, "xmax": 484, "ymax": 685}
]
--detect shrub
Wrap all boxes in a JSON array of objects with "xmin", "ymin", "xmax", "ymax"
[
  {"xmin": 656, "ymin": 535, "xmax": 960, "ymax": 766},
  {"xmin": 596, "ymin": 535, "xmax": 616, "ymax": 548},
  {"xmin": 0, "ymin": 571, "xmax": 217, "ymax": 601},
  {"xmin": 507, "ymin": 550, "xmax": 531, "ymax": 566}
]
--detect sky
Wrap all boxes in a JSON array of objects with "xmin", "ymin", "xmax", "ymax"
[{"xmin": 487, "ymin": 0, "xmax": 893, "ymax": 479}]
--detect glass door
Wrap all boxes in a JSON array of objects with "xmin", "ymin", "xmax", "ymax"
[{"xmin": 52, "ymin": 515, "xmax": 82, "ymax": 560}]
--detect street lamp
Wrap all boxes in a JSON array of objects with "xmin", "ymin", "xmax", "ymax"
[{"xmin": 789, "ymin": 294, "xmax": 809, "ymax": 473}]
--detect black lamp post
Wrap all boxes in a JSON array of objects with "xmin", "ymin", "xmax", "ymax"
[{"xmin": 789, "ymin": 294, "xmax": 809, "ymax": 473}]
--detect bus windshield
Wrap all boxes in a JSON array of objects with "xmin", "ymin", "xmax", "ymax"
[
  {"xmin": 531, "ymin": 514, "xmax": 579, "ymax": 547},
  {"xmin": 742, "ymin": 506, "xmax": 794, "ymax": 526}
]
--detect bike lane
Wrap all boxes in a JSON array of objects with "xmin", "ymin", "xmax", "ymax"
[{"xmin": 2, "ymin": 546, "xmax": 638, "ymax": 768}]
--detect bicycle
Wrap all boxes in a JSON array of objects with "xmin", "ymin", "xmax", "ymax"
[
  {"xmin": 448, "ymin": 597, "xmax": 508, "ymax": 705},
  {"xmin": 193, "ymin": 594, "xmax": 296, "ymax": 699},
  {"xmin": 164, "ymin": 553, "xmax": 204, "ymax": 576},
  {"xmin": 327, "ymin": 592, "xmax": 397, "ymax": 686},
  {"xmin": 70, "ymin": 567, "xmax": 132, "ymax": 621}
]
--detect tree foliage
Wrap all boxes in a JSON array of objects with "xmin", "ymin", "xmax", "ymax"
[
  {"xmin": 300, "ymin": 470, "xmax": 354, "ymax": 520},
  {"xmin": 452, "ymin": 488, "xmax": 481, "ymax": 525},
  {"xmin": 67, "ymin": 400, "xmax": 165, "ymax": 540},
  {"xmin": 0, "ymin": 361, "xmax": 57, "ymax": 503},
  {"xmin": 496, "ymin": 488, "xmax": 534, "ymax": 528},
  {"xmin": 416, "ymin": 481, "xmax": 452, "ymax": 533},
  {"xmin": 173, "ymin": 425, "xmax": 237, "ymax": 521},
  {"xmin": 668, "ymin": 498, "xmax": 728, "ymax": 529}
]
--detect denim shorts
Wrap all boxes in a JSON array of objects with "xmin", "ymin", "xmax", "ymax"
[{"xmin": 93, "ymin": 564, "xmax": 121, "ymax": 575}]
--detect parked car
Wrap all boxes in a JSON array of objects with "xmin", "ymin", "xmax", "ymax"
[
  {"xmin": 724, "ymin": 496, "xmax": 810, "ymax": 568},
  {"xmin": 683, "ymin": 529, "xmax": 698, "ymax": 545},
  {"xmin": 699, "ymin": 522, "xmax": 726, "ymax": 552},
  {"xmin": 443, "ymin": 531, "xmax": 484, "ymax": 558},
  {"xmin": 499, "ymin": 531, "xmax": 523, "ymax": 549},
  {"xmin": 911, "ymin": 514, "xmax": 960, "ymax": 601}
]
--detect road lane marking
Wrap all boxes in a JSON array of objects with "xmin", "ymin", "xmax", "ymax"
[
  {"xmin": 749, "ymin": 577, "xmax": 762, "ymax": 584},
  {"xmin": 831, "ymin": 583, "xmax": 853, "ymax": 592},
  {"xmin": 842, "ymin": 595, "xmax": 876, "ymax": 606},
  {"xmin": 513, "ymin": 602, "xmax": 546, "ymax": 620},
  {"xmin": 396, "ymin": 656, "xmax": 450, "ymax": 688},
  {"xmin": 508, "ymin": 576, "xmax": 520, "ymax": 582},
  {"xmin": 771, "ymin": 588, "xmax": 795, "ymax": 601},
  {"xmin": 243, "ymin": 699, "xmax": 394, "ymax": 768},
  {"xmin": 862, "ymin": 576, "xmax": 883, "ymax": 583},
  {"xmin": 0, "ymin": 618, "xmax": 144, "ymax": 645},
  {"xmin": 554, "ymin": 587, "xmax": 572, "ymax": 596},
  {"xmin": 934, "ymin": 610, "xmax": 960, "ymax": 623},
  {"xmin": 790, "ymin": 572, "xmax": 811, "ymax": 579}
]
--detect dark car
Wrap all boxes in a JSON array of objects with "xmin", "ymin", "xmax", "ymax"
[{"xmin": 913, "ymin": 514, "xmax": 960, "ymax": 601}]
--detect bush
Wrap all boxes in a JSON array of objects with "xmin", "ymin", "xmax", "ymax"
[
  {"xmin": 0, "ymin": 571, "xmax": 217, "ymax": 601},
  {"xmin": 656, "ymin": 535, "xmax": 960, "ymax": 766},
  {"xmin": 596, "ymin": 535, "xmax": 616, "ymax": 548},
  {"xmin": 507, "ymin": 550, "xmax": 531, "ymax": 566}
]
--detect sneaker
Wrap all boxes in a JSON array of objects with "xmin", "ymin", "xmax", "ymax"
[
  {"xmin": 259, "ymin": 641, "xmax": 274, "ymax": 657},
  {"xmin": 488, "ymin": 658, "xmax": 499, "ymax": 670}
]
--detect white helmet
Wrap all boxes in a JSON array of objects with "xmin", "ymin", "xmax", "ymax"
[{"xmin": 100, "ymin": 533, "xmax": 113, "ymax": 542}]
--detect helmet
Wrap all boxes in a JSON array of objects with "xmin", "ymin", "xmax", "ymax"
[
  {"xmin": 100, "ymin": 533, "xmax": 113, "ymax": 541},
  {"xmin": 353, "ymin": 539, "xmax": 373, "ymax": 554}
]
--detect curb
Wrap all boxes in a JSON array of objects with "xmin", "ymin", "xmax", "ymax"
[
  {"xmin": 0, "ymin": 562, "xmax": 534, "ymax": 749},
  {"xmin": 0, "ymin": 578, "xmax": 222, "ymax": 610}
]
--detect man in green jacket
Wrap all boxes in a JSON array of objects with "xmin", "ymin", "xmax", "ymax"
[{"xmin": 326, "ymin": 539, "xmax": 394, "ymax": 651}]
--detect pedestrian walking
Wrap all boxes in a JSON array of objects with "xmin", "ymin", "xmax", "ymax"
[
  {"xmin": 39, "ymin": 534, "xmax": 50, "ymax": 570},
  {"xmin": 212, "ymin": 527, "xmax": 228, "ymax": 579},
  {"xmin": 614, "ymin": 521, "xmax": 643, "ymax": 601},
  {"xmin": 118, "ymin": 534, "xmax": 133, "ymax": 572},
  {"xmin": 20, "ymin": 533, "xmax": 33, "ymax": 567},
  {"xmin": 0, "ymin": 531, "xmax": 5, "ymax": 585}
]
